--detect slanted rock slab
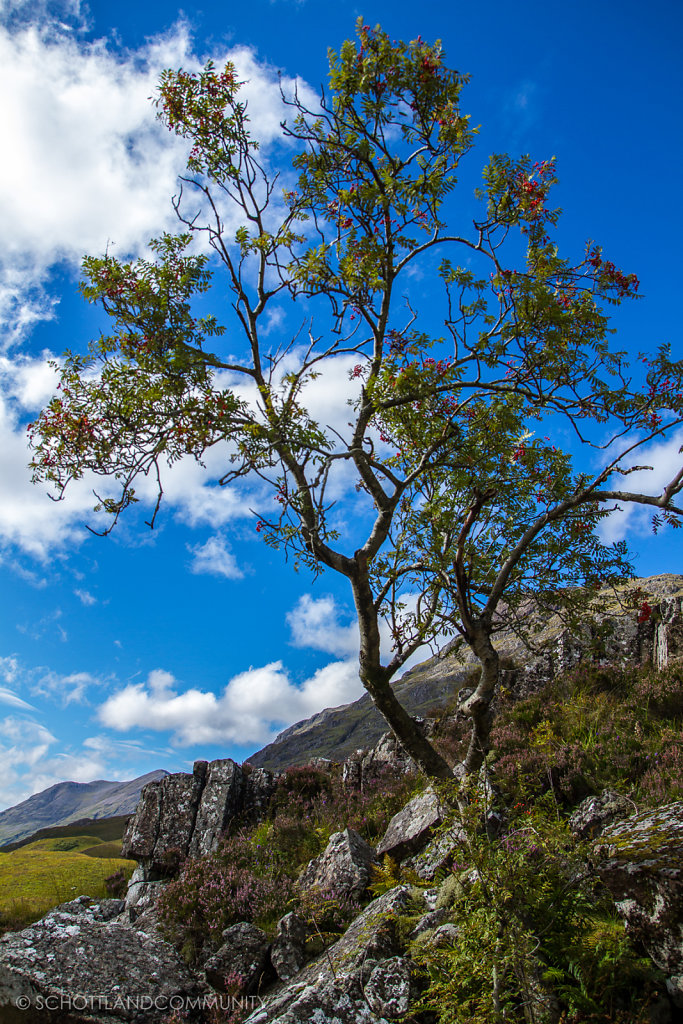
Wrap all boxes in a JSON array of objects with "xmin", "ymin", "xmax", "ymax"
[
  {"xmin": 377, "ymin": 788, "xmax": 444, "ymax": 861},
  {"xmin": 246, "ymin": 886, "xmax": 414, "ymax": 1024}
]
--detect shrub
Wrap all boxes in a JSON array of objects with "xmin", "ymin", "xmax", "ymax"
[
  {"xmin": 412, "ymin": 799, "xmax": 662, "ymax": 1023},
  {"xmin": 104, "ymin": 868, "xmax": 127, "ymax": 898}
]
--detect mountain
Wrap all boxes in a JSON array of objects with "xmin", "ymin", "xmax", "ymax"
[
  {"xmin": 248, "ymin": 574, "xmax": 683, "ymax": 771},
  {"xmin": 247, "ymin": 647, "xmax": 472, "ymax": 771},
  {"xmin": 0, "ymin": 770, "xmax": 169, "ymax": 848}
]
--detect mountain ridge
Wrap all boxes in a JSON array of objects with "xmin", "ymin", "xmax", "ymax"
[{"xmin": 0, "ymin": 770, "xmax": 169, "ymax": 848}]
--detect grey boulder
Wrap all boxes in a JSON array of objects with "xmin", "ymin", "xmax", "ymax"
[
  {"xmin": 0, "ymin": 896, "xmax": 206, "ymax": 1023},
  {"xmin": 297, "ymin": 828, "xmax": 378, "ymax": 899},
  {"xmin": 203, "ymin": 922, "xmax": 270, "ymax": 996}
]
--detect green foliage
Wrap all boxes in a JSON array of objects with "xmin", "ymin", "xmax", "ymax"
[
  {"xmin": 369, "ymin": 854, "xmax": 401, "ymax": 896},
  {"xmin": 412, "ymin": 800, "xmax": 661, "ymax": 1023},
  {"xmin": 489, "ymin": 661, "xmax": 683, "ymax": 806},
  {"xmin": 27, "ymin": 19, "xmax": 683, "ymax": 781}
]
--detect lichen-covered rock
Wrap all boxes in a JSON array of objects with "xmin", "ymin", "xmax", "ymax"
[
  {"xmin": 409, "ymin": 908, "xmax": 448, "ymax": 941},
  {"xmin": 246, "ymin": 972, "xmax": 391, "ymax": 1024},
  {"xmin": 407, "ymin": 822, "xmax": 466, "ymax": 880},
  {"xmin": 121, "ymin": 777, "xmax": 163, "ymax": 862},
  {"xmin": 188, "ymin": 759, "xmax": 245, "ymax": 859},
  {"xmin": 270, "ymin": 913, "xmax": 307, "ymax": 981},
  {"xmin": 123, "ymin": 759, "xmax": 249, "ymax": 875},
  {"xmin": 0, "ymin": 896, "xmax": 206, "ymax": 1023},
  {"xmin": 125, "ymin": 876, "xmax": 166, "ymax": 933},
  {"xmin": 377, "ymin": 788, "xmax": 444, "ymax": 860},
  {"xmin": 245, "ymin": 887, "xmax": 414, "ymax": 1024},
  {"xmin": 243, "ymin": 768, "xmax": 278, "ymax": 822},
  {"xmin": 297, "ymin": 828, "xmax": 378, "ymax": 898},
  {"xmin": 596, "ymin": 801, "xmax": 683, "ymax": 1006},
  {"xmin": 122, "ymin": 761, "xmax": 208, "ymax": 873},
  {"xmin": 568, "ymin": 789, "xmax": 632, "ymax": 839},
  {"xmin": 203, "ymin": 922, "xmax": 270, "ymax": 996},
  {"xmin": 363, "ymin": 956, "xmax": 411, "ymax": 1018}
]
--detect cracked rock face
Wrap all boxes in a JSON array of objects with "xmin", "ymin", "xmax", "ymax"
[
  {"xmin": 245, "ymin": 886, "xmax": 414, "ymax": 1024},
  {"xmin": 597, "ymin": 801, "xmax": 683, "ymax": 1006},
  {"xmin": 363, "ymin": 956, "xmax": 411, "ymax": 1018},
  {"xmin": 0, "ymin": 897, "xmax": 206, "ymax": 1023},
  {"xmin": 203, "ymin": 922, "xmax": 270, "ymax": 996},
  {"xmin": 568, "ymin": 789, "xmax": 632, "ymax": 839},
  {"xmin": 297, "ymin": 828, "xmax": 378, "ymax": 899}
]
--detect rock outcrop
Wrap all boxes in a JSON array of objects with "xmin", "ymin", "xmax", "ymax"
[
  {"xmin": 297, "ymin": 828, "xmax": 378, "ymax": 899},
  {"xmin": 596, "ymin": 801, "xmax": 683, "ymax": 1006},
  {"xmin": 376, "ymin": 787, "xmax": 444, "ymax": 860},
  {"xmin": 122, "ymin": 759, "xmax": 277, "ymax": 879},
  {"xmin": 203, "ymin": 922, "xmax": 270, "ymax": 996},
  {"xmin": 245, "ymin": 886, "xmax": 414, "ymax": 1024},
  {"xmin": 568, "ymin": 789, "xmax": 633, "ymax": 839}
]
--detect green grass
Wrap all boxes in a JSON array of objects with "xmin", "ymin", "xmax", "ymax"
[
  {"xmin": 0, "ymin": 814, "xmax": 130, "ymax": 852},
  {"xmin": 0, "ymin": 836, "xmax": 135, "ymax": 933},
  {"xmin": 81, "ymin": 840, "xmax": 125, "ymax": 859}
]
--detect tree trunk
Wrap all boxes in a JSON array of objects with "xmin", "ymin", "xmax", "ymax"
[
  {"xmin": 351, "ymin": 570, "xmax": 454, "ymax": 782},
  {"xmin": 461, "ymin": 630, "xmax": 500, "ymax": 776},
  {"xmin": 362, "ymin": 668, "xmax": 455, "ymax": 781}
]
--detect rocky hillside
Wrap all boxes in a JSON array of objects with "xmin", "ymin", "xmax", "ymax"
[
  {"xmin": 249, "ymin": 573, "xmax": 683, "ymax": 770},
  {"xmin": 1, "ymin": 649, "xmax": 682, "ymax": 1022},
  {"xmin": 0, "ymin": 770, "xmax": 169, "ymax": 848}
]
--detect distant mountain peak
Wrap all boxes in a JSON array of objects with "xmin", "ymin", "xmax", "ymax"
[{"xmin": 0, "ymin": 769, "xmax": 169, "ymax": 848}]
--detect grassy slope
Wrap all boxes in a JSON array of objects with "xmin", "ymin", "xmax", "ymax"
[
  {"xmin": 0, "ymin": 834, "xmax": 136, "ymax": 933},
  {"xmin": 0, "ymin": 814, "xmax": 130, "ymax": 853}
]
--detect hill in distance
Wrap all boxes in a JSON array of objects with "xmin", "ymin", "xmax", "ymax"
[
  {"xmin": 0, "ymin": 770, "xmax": 169, "ymax": 848},
  {"xmin": 249, "ymin": 574, "xmax": 683, "ymax": 771}
]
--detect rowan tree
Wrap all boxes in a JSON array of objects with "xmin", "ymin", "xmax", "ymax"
[{"xmin": 29, "ymin": 23, "xmax": 683, "ymax": 783}]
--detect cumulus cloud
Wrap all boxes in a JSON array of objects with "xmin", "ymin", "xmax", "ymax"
[
  {"xmin": 287, "ymin": 593, "xmax": 358, "ymax": 657},
  {"xmin": 74, "ymin": 588, "xmax": 96, "ymax": 605},
  {"xmin": 598, "ymin": 430, "xmax": 683, "ymax": 544},
  {"xmin": 98, "ymin": 659, "xmax": 364, "ymax": 747},
  {"xmin": 0, "ymin": 10, "xmax": 320, "ymax": 558},
  {"xmin": 0, "ymin": 16, "xmax": 315, "ymax": 349},
  {"xmin": 188, "ymin": 534, "xmax": 244, "ymax": 580}
]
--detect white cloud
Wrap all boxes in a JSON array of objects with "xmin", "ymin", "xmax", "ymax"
[
  {"xmin": 98, "ymin": 659, "xmax": 364, "ymax": 747},
  {"xmin": 32, "ymin": 668, "xmax": 102, "ymax": 705},
  {"xmin": 0, "ymin": 687, "xmax": 36, "ymax": 710},
  {"xmin": 188, "ymin": 534, "xmax": 244, "ymax": 580},
  {"xmin": 598, "ymin": 430, "xmax": 683, "ymax": 544},
  {"xmin": 0, "ymin": 17, "xmax": 316, "ymax": 349},
  {"xmin": 0, "ymin": 655, "xmax": 19, "ymax": 683},
  {"xmin": 287, "ymin": 593, "xmax": 358, "ymax": 657},
  {"xmin": 74, "ymin": 588, "xmax": 96, "ymax": 605}
]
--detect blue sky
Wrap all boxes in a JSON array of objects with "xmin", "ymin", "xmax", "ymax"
[{"xmin": 0, "ymin": 0, "xmax": 681, "ymax": 809}]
